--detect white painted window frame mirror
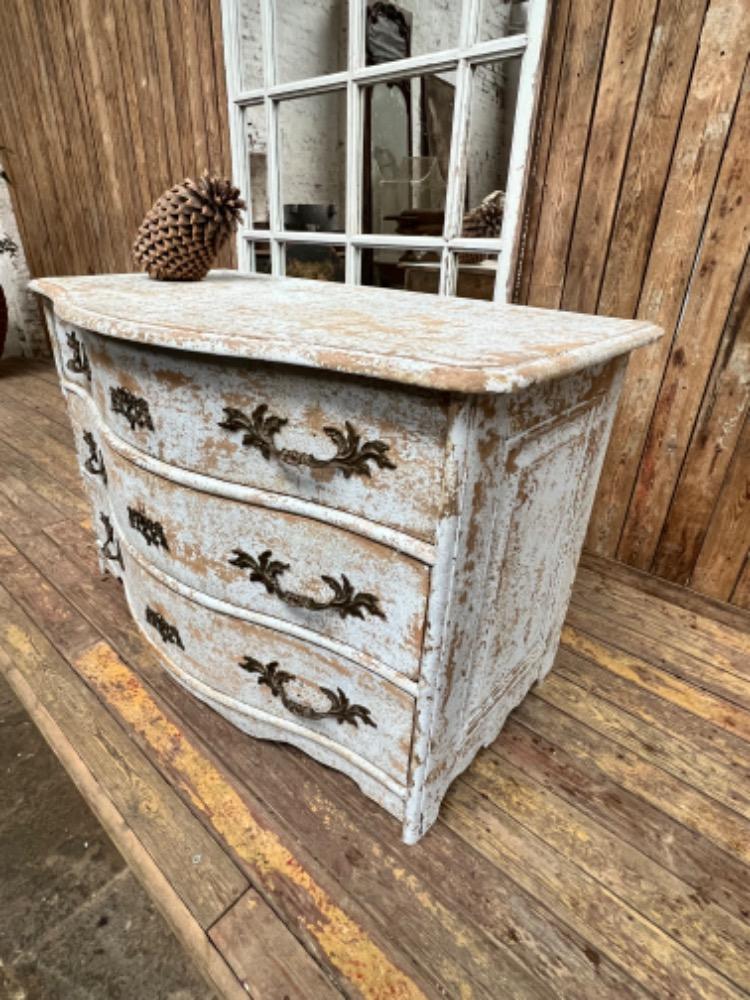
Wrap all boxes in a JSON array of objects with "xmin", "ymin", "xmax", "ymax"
[{"xmin": 220, "ymin": 0, "xmax": 549, "ymax": 302}]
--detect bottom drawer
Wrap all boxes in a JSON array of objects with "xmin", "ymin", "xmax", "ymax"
[{"xmin": 122, "ymin": 547, "xmax": 415, "ymax": 793}]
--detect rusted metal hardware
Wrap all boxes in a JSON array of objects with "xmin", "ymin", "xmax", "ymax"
[
  {"xmin": 239, "ymin": 654, "xmax": 377, "ymax": 728},
  {"xmin": 218, "ymin": 404, "xmax": 396, "ymax": 479},
  {"xmin": 145, "ymin": 606, "xmax": 184, "ymax": 649},
  {"xmin": 65, "ymin": 330, "xmax": 91, "ymax": 380},
  {"xmin": 128, "ymin": 507, "xmax": 170, "ymax": 550},
  {"xmin": 229, "ymin": 547, "xmax": 386, "ymax": 620},
  {"xmin": 110, "ymin": 386, "xmax": 154, "ymax": 431},
  {"xmin": 99, "ymin": 512, "xmax": 124, "ymax": 569},
  {"xmin": 83, "ymin": 430, "xmax": 107, "ymax": 484}
]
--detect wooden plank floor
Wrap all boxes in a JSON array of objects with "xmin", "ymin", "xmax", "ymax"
[{"xmin": 1, "ymin": 357, "xmax": 749, "ymax": 1000}]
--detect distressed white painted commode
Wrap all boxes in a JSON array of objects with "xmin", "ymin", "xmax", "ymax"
[{"xmin": 31, "ymin": 271, "xmax": 660, "ymax": 843}]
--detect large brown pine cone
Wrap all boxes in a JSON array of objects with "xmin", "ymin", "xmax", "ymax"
[{"xmin": 132, "ymin": 171, "xmax": 245, "ymax": 281}]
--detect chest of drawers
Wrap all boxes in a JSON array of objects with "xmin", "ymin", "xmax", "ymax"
[{"xmin": 31, "ymin": 271, "xmax": 660, "ymax": 843}]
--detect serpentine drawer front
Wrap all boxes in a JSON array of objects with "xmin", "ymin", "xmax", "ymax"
[
  {"xmin": 124, "ymin": 551, "xmax": 414, "ymax": 798},
  {"xmin": 84, "ymin": 329, "xmax": 448, "ymax": 543},
  {"xmin": 101, "ymin": 436, "xmax": 429, "ymax": 679},
  {"xmin": 33, "ymin": 271, "xmax": 662, "ymax": 844}
]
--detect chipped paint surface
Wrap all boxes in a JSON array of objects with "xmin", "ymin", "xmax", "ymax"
[
  {"xmin": 73, "ymin": 640, "xmax": 427, "ymax": 1000},
  {"xmin": 31, "ymin": 271, "xmax": 661, "ymax": 394},
  {"xmin": 40, "ymin": 286, "xmax": 649, "ymax": 847}
]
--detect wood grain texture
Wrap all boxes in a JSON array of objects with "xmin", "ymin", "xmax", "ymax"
[
  {"xmin": 4, "ymin": 0, "xmax": 746, "ymax": 606},
  {"xmin": 521, "ymin": 0, "xmax": 750, "ymax": 607},
  {"xmin": 0, "ymin": 0, "xmax": 234, "ymax": 279},
  {"xmin": 0, "ymin": 580, "xmax": 249, "ymax": 931},
  {"xmin": 2, "ymin": 360, "xmax": 750, "ymax": 999}
]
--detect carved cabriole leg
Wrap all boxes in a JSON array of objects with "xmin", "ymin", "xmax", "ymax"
[{"xmin": 403, "ymin": 357, "xmax": 628, "ymax": 844}]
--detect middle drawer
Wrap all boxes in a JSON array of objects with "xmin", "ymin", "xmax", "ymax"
[{"xmin": 103, "ymin": 440, "xmax": 429, "ymax": 679}]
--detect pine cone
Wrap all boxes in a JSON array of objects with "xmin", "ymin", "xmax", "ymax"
[
  {"xmin": 461, "ymin": 189, "xmax": 505, "ymax": 240},
  {"xmin": 132, "ymin": 171, "xmax": 245, "ymax": 281}
]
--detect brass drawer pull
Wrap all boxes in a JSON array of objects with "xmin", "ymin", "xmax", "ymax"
[
  {"xmin": 83, "ymin": 430, "xmax": 107, "ymax": 484},
  {"xmin": 146, "ymin": 606, "xmax": 184, "ymax": 649},
  {"xmin": 219, "ymin": 404, "xmax": 396, "ymax": 480},
  {"xmin": 66, "ymin": 330, "xmax": 91, "ymax": 380},
  {"xmin": 110, "ymin": 386, "xmax": 154, "ymax": 431},
  {"xmin": 99, "ymin": 513, "xmax": 123, "ymax": 569},
  {"xmin": 229, "ymin": 548, "xmax": 386, "ymax": 621},
  {"xmin": 128, "ymin": 507, "xmax": 169, "ymax": 550},
  {"xmin": 240, "ymin": 655, "xmax": 376, "ymax": 728}
]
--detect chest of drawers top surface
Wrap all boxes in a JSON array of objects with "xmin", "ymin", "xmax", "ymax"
[{"xmin": 30, "ymin": 270, "xmax": 660, "ymax": 394}]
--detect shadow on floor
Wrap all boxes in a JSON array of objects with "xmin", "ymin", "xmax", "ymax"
[{"xmin": 0, "ymin": 674, "xmax": 216, "ymax": 1000}]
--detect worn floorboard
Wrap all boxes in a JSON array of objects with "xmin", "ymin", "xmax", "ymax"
[{"xmin": 1, "ymin": 359, "xmax": 749, "ymax": 999}]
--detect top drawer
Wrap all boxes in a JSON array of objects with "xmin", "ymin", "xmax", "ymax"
[{"xmin": 81, "ymin": 330, "xmax": 448, "ymax": 543}]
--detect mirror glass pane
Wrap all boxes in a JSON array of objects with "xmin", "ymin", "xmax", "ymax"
[
  {"xmin": 277, "ymin": 0, "xmax": 348, "ymax": 83},
  {"xmin": 279, "ymin": 90, "xmax": 347, "ymax": 233},
  {"xmin": 249, "ymin": 241, "xmax": 272, "ymax": 273},
  {"xmin": 366, "ymin": 1, "xmax": 463, "ymax": 65},
  {"xmin": 360, "ymin": 247, "xmax": 441, "ymax": 294},
  {"xmin": 478, "ymin": 0, "xmax": 528, "ymax": 42},
  {"xmin": 246, "ymin": 104, "xmax": 269, "ymax": 227},
  {"xmin": 363, "ymin": 70, "xmax": 455, "ymax": 235},
  {"xmin": 460, "ymin": 58, "xmax": 520, "ymax": 240},
  {"xmin": 286, "ymin": 243, "xmax": 346, "ymax": 281},
  {"xmin": 239, "ymin": 0, "xmax": 263, "ymax": 91},
  {"xmin": 454, "ymin": 251, "xmax": 497, "ymax": 300}
]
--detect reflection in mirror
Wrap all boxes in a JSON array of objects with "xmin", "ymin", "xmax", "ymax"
[
  {"xmin": 246, "ymin": 104, "xmax": 269, "ymax": 227},
  {"xmin": 239, "ymin": 0, "xmax": 263, "ymax": 91},
  {"xmin": 277, "ymin": 0, "xmax": 348, "ymax": 83},
  {"xmin": 365, "ymin": 1, "xmax": 463, "ymax": 65},
  {"xmin": 460, "ymin": 58, "xmax": 521, "ymax": 241},
  {"xmin": 249, "ymin": 241, "xmax": 272, "ymax": 274},
  {"xmin": 454, "ymin": 251, "xmax": 497, "ymax": 300},
  {"xmin": 286, "ymin": 243, "xmax": 345, "ymax": 281},
  {"xmin": 279, "ymin": 90, "xmax": 346, "ymax": 233},
  {"xmin": 478, "ymin": 0, "xmax": 528, "ymax": 42},
  {"xmin": 361, "ymin": 247, "xmax": 441, "ymax": 294},
  {"xmin": 363, "ymin": 71, "xmax": 455, "ymax": 236}
]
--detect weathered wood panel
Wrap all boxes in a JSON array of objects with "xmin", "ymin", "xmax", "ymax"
[
  {"xmin": 0, "ymin": 0, "xmax": 233, "ymax": 279},
  {"xmin": 3, "ymin": 359, "xmax": 750, "ymax": 998},
  {"xmin": 520, "ymin": 0, "xmax": 750, "ymax": 607},
  {"xmin": 2, "ymin": 0, "xmax": 747, "ymax": 607}
]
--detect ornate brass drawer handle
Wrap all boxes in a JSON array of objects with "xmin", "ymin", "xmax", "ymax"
[
  {"xmin": 229, "ymin": 548, "xmax": 386, "ymax": 621},
  {"xmin": 110, "ymin": 386, "xmax": 154, "ymax": 431},
  {"xmin": 65, "ymin": 330, "xmax": 91, "ymax": 380},
  {"xmin": 240, "ymin": 655, "xmax": 376, "ymax": 728},
  {"xmin": 128, "ymin": 507, "xmax": 169, "ymax": 550},
  {"xmin": 218, "ymin": 404, "xmax": 396, "ymax": 480},
  {"xmin": 146, "ymin": 606, "xmax": 184, "ymax": 649},
  {"xmin": 99, "ymin": 513, "xmax": 123, "ymax": 569},
  {"xmin": 83, "ymin": 430, "xmax": 107, "ymax": 484}
]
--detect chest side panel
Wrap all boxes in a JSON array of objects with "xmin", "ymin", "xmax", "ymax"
[{"xmin": 407, "ymin": 358, "xmax": 627, "ymax": 839}]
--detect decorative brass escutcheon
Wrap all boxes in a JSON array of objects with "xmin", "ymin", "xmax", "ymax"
[
  {"xmin": 218, "ymin": 404, "xmax": 396, "ymax": 479},
  {"xmin": 229, "ymin": 548, "xmax": 386, "ymax": 620},
  {"xmin": 110, "ymin": 386, "xmax": 154, "ymax": 431},
  {"xmin": 239, "ymin": 654, "xmax": 376, "ymax": 728},
  {"xmin": 83, "ymin": 430, "xmax": 107, "ymax": 484},
  {"xmin": 145, "ymin": 606, "xmax": 184, "ymax": 649},
  {"xmin": 65, "ymin": 330, "xmax": 91, "ymax": 380},
  {"xmin": 128, "ymin": 507, "xmax": 169, "ymax": 550},
  {"xmin": 99, "ymin": 512, "xmax": 123, "ymax": 569}
]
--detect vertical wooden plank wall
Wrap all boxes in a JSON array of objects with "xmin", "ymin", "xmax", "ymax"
[
  {"xmin": 519, "ymin": 0, "xmax": 750, "ymax": 609},
  {"xmin": 0, "ymin": 0, "xmax": 233, "ymax": 278},
  {"xmin": 1, "ymin": 0, "xmax": 747, "ymax": 608}
]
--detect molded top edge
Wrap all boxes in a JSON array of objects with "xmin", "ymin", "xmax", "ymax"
[{"xmin": 30, "ymin": 270, "xmax": 662, "ymax": 394}]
